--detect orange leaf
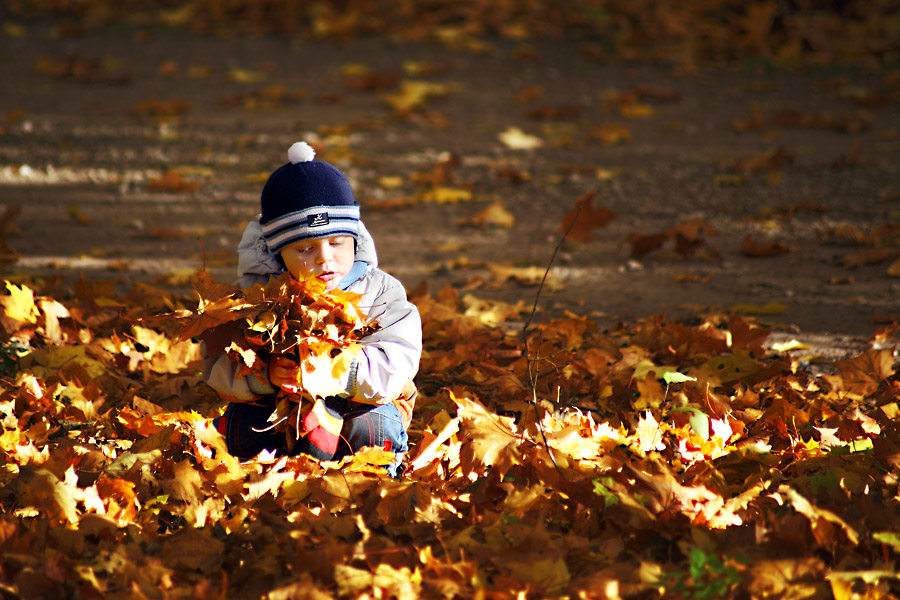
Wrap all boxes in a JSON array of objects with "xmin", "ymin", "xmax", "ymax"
[
  {"xmin": 742, "ymin": 235, "xmax": 789, "ymax": 257},
  {"xmin": 146, "ymin": 170, "xmax": 202, "ymax": 193}
]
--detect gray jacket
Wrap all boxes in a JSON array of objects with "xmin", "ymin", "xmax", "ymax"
[{"xmin": 204, "ymin": 218, "xmax": 422, "ymax": 405}]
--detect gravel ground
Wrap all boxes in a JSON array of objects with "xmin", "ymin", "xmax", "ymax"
[{"xmin": 1, "ymin": 26, "xmax": 899, "ymax": 357}]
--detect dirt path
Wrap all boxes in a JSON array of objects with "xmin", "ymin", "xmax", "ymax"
[{"xmin": 2, "ymin": 27, "xmax": 899, "ymax": 355}]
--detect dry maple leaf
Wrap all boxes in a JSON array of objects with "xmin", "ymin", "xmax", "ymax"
[
  {"xmin": 560, "ymin": 190, "xmax": 615, "ymax": 242},
  {"xmin": 832, "ymin": 349, "xmax": 896, "ymax": 398},
  {"xmin": 454, "ymin": 394, "xmax": 521, "ymax": 476}
]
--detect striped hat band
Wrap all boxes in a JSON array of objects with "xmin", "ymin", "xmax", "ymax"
[{"xmin": 261, "ymin": 205, "xmax": 360, "ymax": 253}]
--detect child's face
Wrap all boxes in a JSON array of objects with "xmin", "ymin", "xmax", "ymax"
[{"xmin": 280, "ymin": 235, "xmax": 356, "ymax": 290}]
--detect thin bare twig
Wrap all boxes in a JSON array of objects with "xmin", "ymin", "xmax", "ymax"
[{"xmin": 522, "ymin": 201, "xmax": 584, "ymax": 475}]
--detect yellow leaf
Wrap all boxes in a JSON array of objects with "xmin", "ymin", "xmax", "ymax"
[
  {"xmin": 461, "ymin": 294, "xmax": 526, "ymax": 326},
  {"xmin": 887, "ymin": 257, "xmax": 900, "ymax": 277},
  {"xmin": 243, "ymin": 171, "xmax": 272, "ymax": 184},
  {"xmin": 454, "ymin": 394, "xmax": 521, "ymax": 475},
  {"xmin": 343, "ymin": 446, "xmax": 397, "ymax": 467},
  {"xmin": 20, "ymin": 346, "xmax": 109, "ymax": 380},
  {"xmin": 633, "ymin": 359, "xmax": 680, "ymax": 381},
  {"xmin": 3, "ymin": 21, "xmax": 26, "ymax": 38},
  {"xmin": 705, "ymin": 350, "xmax": 764, "ymax": 384},
  {"xmin": 770, "ymin": 339, "xmax": 809, "ymax": 352},
  {"xmin": 488, "ymin": 264, "xmax": 561, "ymax": 289},
  {"xmin": 421, "ymin": 187, "xmax": 473, "ymax": 203},
  {"xmin": 1, "ymin": 281, "xmax": 39, "ymax": 328},
  {"xmin": 729, "ymin": 301, "xmax": 787, "ymax": 315},
  {"xmin": 158, "ymin": 4, "xmax": 195, "ymax": 27},
  {"xmin": 377, "ymin": 175, "xmax": 405, "ymax": 188},
  {"xmin": 227, "ymin": 68, "xmax": 267, "ymax": 84},
  {"xmin": 340, "ymin": 63, "xmax": 370, "ymax": 76},
  {"xmin": 458, "ymin": 202, "xmax": 515, "ymax": 228},
  {"xmin": 381, "ymin": 80, "xmax": 452, "ymax": 113},
  {"xmin": 499, "ymin": 126, "xmax": 543, "ymax": 150},
  {"xmin": 335, "ymin": 565, "xmax": 374, "ymax": 596},
  {"xmin": 620, "ymin": 103, "xmax": 654, "ymax": 118},
  {"xmin": 20, "ymin": 467, "xmax": 80, "ymax": 525}
]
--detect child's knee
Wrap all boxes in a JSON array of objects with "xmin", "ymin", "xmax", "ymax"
[{"xmin": 343, "ymin": 404, "xmax": 408, "ymax": 453}]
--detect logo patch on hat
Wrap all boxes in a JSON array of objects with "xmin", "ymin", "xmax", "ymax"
[{"xmin": 307, "ymin": 212, "xmax": 330, "ymax": 227}]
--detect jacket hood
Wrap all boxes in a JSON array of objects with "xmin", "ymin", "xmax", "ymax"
[{"xmin": 236, "ymin": 216, "xmax": 378, "ymax": 285}]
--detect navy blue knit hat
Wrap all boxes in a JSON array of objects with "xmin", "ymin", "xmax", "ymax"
[{"xmin": 259, "ymin": 142, "xmax": 359, "ymax": 254}]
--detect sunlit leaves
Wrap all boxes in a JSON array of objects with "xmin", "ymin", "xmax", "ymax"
[{"xmin": 0, "ymin": 272, "xmax": 899, "ymax": 598}]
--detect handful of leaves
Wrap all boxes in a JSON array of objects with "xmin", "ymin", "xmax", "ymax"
[{"xmin": 174, "ymin": 272, "xmax": 376, "ymax": 438}]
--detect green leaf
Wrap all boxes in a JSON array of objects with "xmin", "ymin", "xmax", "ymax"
[
  {"xmin": 670, "ymin": 406, "xmax": 710, "ymax": 440},
  {"xmin": 873, "ymin": 532, "xmax": 900, "ymax": 551},
  {"xmin": 663, "ymin": 371, "xmax": 697, "ymax": 384}
]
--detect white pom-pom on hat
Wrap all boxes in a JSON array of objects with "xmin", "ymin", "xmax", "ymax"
[{"xmin": 288, "ymin": 141, "xmax": 316, "ymax": 164}]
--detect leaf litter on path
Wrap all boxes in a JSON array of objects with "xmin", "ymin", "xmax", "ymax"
[{"xmin": 0, "ymin": 271, "xmax": 897, "ymax": 598}]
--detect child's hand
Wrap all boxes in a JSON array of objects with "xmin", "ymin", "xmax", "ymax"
[{"xmin": 269, "ymin": 355, "xmax": 301, "ymax": 393}]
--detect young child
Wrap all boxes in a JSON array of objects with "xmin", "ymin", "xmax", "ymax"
[{"xmin": 203, "ymin": 141, "xmax": 422, "ymax": 476}]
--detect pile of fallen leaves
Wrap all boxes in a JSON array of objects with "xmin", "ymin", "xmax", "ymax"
[
  {"xmin": 1, "ymin": 273, "xmax": 899, "ymax": 598},
  {"xmin": 9, "ymin": 0, "xmax": 900, "ymax": 69}
]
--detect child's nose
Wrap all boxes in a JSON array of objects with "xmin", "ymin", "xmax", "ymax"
[{"xmin": 315, "ymin": 243, "xmax": 332, "ymax": 263}]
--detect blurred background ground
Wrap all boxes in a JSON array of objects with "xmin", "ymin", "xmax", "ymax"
[{"xmin": 1, "ymin": 1, "xmax": 899, "ymax": 357}]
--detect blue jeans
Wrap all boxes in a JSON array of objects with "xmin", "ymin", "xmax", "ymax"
[{"xmin": 217, "ymin": 398, "xmax": 409, "ymax": 477}]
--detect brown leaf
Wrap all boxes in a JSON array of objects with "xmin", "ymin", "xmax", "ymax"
[
  {"xmin": 146, "ymin": 170, "xmax": 202, "ymax": 193},
  {"xmin": 161, "ymin": 527, "xmax": 225, "ymax": 570},
  {"xmin": 560, "ymin": 190, "xmax": 615, "ymax": 242},
  {"xmin": 625, "ymin": 231, "xmax": 668, "ymax": 257},
  {"xmin": 131, "ymin": 97, "xmax": 191, "ymax": 117},
  {"xmin": 834, "ymin": 349, "xmax": 896, "ymax": 398},
  {"xmin": 742, "ymin": 235, "xmax": 789, "ymax": 257},
  {"xmin": 732, "ymin": 146, "xmax": 794, "ymax": 173},
  {"xmin": 410, "ymin": 153, "xmax": 460, "ymax": 185},
  {"xmin": 587, "ymin": 122, "xmax": 631, "ymax": 145},
  {"xmin": 344, "ymin": 70, "xmax": 400, "ymax": 91},
  {"xmin": 840, "ymin": 247, "xmax": 900, "ymax": 268},
  {"xmin": 525, "ymin": 104, "xmax": 583, "ymax": 120}
]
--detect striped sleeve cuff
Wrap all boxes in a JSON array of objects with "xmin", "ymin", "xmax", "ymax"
[{"xmin": 246, "ymin": 368, "xmax": 278, "ymax": 396}]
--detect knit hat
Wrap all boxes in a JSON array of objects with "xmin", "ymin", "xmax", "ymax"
[{"xmin": 259, "ymin": 142, "xmax": 359, "ymax": 254}]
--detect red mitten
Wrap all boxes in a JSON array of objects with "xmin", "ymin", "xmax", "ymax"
[{"xmin": 302, "ymin": 398, "xmax": 345, "ymax": 456}]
